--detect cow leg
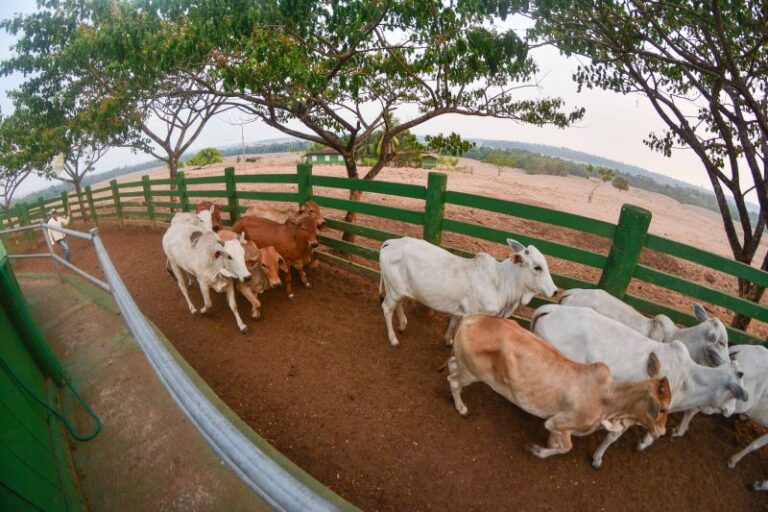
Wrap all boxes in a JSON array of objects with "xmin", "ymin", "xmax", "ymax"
[
  {"xmin": 381, "ymin": 295, "xmax": 401, "ymax": 347},
  {"xmin": 198, "ymin": 281, "xmax": 213, "ymax": 314},
  {"xmin": 283, "ymin": 266, "xmax": 295, "ymax": 299},
  {"xmin": 226, "ymin": 282, "xmax": 249, "ymax": 334},
  {"xmin": 447, "ymin": 356, "xmax": 475, "ymax": 417},
  {"xmin": 170, "ymin": 264, "xmax": 198, "ymax": 314},
  {"xmin": 296, "ymin": 264, "xmax": 311, "ymax": 288},
  {"xmin": 673, "ymin": 408, "xmax": 700, "ymax": 437},
  {"xmin": 635, "ymin": 432, "xmax": 657, "ymax": 452},
  {"xmin": 728, "ymin": 433, "xmax": 768, "ymax": 469},
  {"xmin": 591, "ymin": 428, "xmax": 628, "ymax": 469},
  {"xmin": 444, "ymin": 316, "xmax": 461, "ymax": 346},
  {"xmin": 529, "ymin": 415, "xmax": 574, "ymax": 458},
  {"xmin": 237, "ymin": 282, "xmax": 262, "ymax": 319},
  {"xmin": 395, "ymin": 302, "xmax": 407, "ymax": 332}
]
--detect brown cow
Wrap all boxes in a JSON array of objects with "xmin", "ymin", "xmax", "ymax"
[
  {"xmin": 196, "ymin": 201, "xmax": 224, "ymax": 232},
  {"xmin": 231, "ymin": 213, "xmax": 319, "ymax": 299},
  {"xmin": 218, "ymin": 229, "xmax": 287, "ymax": 319},
  {"xmin": 448, "ymin": 315, "xmax": 671, "ymax": 463}
]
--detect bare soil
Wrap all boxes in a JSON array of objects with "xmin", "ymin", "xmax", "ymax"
[{"xmin": 13, "ymin": 227, "xmax": 768, "ymax": 511}]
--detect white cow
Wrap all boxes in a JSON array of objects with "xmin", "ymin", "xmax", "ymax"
[
  {"xmin": 170, "ymin": 206, "xmax": 215, "ymax": 232},
  {"xmin": 531, "ymin": 304, "xmax": 748, "ymax": 468},
  {"xmin": 560, "ymin": 288, "xmax": 728, "ymax": 366},
  {"xmin": 163, "ymin": 222, "xmax": 252, "ymax": 333},
  {"xmin": 676, "ymin": 344, "xmax": 768, "ymax": 491},
  {"xmin": 379, "ymin": 237, "xmax": 557, "ymax": 347}
]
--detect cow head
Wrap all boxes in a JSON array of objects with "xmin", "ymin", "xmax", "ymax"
[
  {"xmin": 209, "ymin": 204, "xmax": 224, "ymax": 232},
  {"xmin": 290, "ymin": 213, "xmax": 320, "ymax": 249},
  {"xmin": 195, "ymin": 208, "xmax": 214, "ymax": 231},
  {"xmin": 299, "ymin": 200, "xmax": 325, "ymax": 229},
  {"xmin": 215, "ymin": 232, "xmax": 252, "ymax": 283},
  {"xmin": 708, "ymin": 360, "xmax": 749, "ymax": 417},
  {"xmin": 692, "ymin": 304, "xmax": 729, "ymax": 365},
  {"xmin": 258, "ymin": 246, "xmax": 286, "ymax": 288},
  {"xmin": 634, "ymin": 353, "xmax": 671, "ymax": 438},
  {"xmin": 506, "ymin": 238, "xmax": 558, "ymax": 304}
]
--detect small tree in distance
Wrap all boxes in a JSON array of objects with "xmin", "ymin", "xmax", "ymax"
[
  {"xmin": 187, "ymin": 147, "xmax": 223, "ymax": 167},
  {"xmin": 587, "ymin": 166, "xmax": 616, "ymax": 203}
]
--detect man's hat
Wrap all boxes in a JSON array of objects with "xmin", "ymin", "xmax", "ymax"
[{"xmin": 49, "ymin": 209, "xmax": 58, "ymax": 215}]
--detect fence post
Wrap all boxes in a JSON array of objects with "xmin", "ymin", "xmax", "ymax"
[
  {"xmin": 224, "ymin": 166, "xmax": 240, "ymax": 224},
  {"xmin": 86, "ymin": 186, "xmax": 98, "ymax": 226},
  {"xmin": 110, "ymin": 180, "xmax": 124, "ymax": 226},
  {"xmin": 37, "ymin": 196, "xmax": 45, "ymax": 223},
  {"xmin": 297, "ymin": 162, "xmax": 314, "ymax": 206},
  {"xmin": 142, "ymin": 175, "xmax": 157, "ymax": 227},
  {"xmin": 61, "ymin": 192, "xmax": 70, "ymax": 219},
  {"xmin": 20, "ymin": 203, "xmax": 34, "ymax": 244},
  {"xmin": 423, "ymin": 172, "xmax": 448, "ymax": 246},
  {"xmin": 176, "ymin": 171, "xmax": 190, "ymax": 213},
  {"xmin": 598, "ymin": 204, "xmax": 652, "ymax": 298}
]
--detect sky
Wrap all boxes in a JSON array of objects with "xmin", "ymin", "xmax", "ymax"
[{"xmin": 0, "ymin": 1, "xmax": 711, "ymax": 198}]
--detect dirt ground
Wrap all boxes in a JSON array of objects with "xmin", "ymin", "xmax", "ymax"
[{"xmin": 12, "ymin": 227, "xmax": 768, "ymax": 511}]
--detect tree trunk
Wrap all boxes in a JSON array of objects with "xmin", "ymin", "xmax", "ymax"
[
  {"xmin": 74, "ymin": 179, "xmax": 88, "ymax": 224},
  {"xmin": 168, "ymin": 158, "xmax": 178, "ymax": 212},
  {"xmin": 588, "ymin": 182, "xmax": 600, "ymax": 203},
  {"xmin": 731, "ymin": 251, "xmax": 768, "ymax": 330},
  {"xmin": 342, "ymin": 189, "xmax": 364, "ymax": 242}
]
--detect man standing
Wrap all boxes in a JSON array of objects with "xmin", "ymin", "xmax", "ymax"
[{"xmin": 47, "ymin": 209, "xmax": 71, "ymax": 262}]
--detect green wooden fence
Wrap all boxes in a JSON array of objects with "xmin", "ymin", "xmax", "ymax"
[{"xmin": 2, "ymin": 164, "xmax": 766, "ymax": 345}]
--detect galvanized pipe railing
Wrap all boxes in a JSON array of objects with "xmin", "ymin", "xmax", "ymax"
[{"xmin": 0, "ymin": 223, "xmax": 353, "ymax": 512}]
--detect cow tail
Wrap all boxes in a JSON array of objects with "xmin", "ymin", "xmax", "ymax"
[
  {"xmin": 165, "ymin": 259, "xmax": 177, "ymax": 281},
  {"xmin": 437, "ymin": 357, "xmax": 451, "ymax": 373},
  {"xmin": 379, "ymin": 275, "xmax": 385, "ymax": 304}
]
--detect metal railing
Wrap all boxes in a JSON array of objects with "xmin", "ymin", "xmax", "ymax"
[{"xmin": 1, "ymin": 223, "xmax": 354, "ymax": 512}]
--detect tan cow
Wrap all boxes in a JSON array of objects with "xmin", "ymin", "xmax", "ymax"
[
  {"xmin": 448, "ymin": 315, "xmax": 671, "ymax": 462},
  {"xmin": 244, "ymin": 199, "xmax": 325, "ymax": 228},
  {"xmin": 219, "ymin": 229, "xmax": 287, "ymax": 319}
]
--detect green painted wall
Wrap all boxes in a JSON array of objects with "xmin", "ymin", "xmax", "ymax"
[{"xmin": 0, "ymin": 241, "xmax": 78, "ymax": 511}]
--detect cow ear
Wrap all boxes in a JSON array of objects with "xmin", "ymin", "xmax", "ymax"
[
  {"xmin": 693, "ymin": 303, "xmax": 709, "ymax": 321},
  {"xmin": 238, "ymin": 232, "xmax": 246, "ymax": 243},
  {"xmin": 646, "ymin": 352, "xmax": 660, "ymax": 378},
  {"xmin": 647, "ymin": 396, "xmax": 660, "ymax": 420},
  {"xmin": 214, "ymin": 250, "xmax": 223, "ymax": 259},
  {"xmin": 209, "ymin": 204, "xmax": 216, "ymax": 214},
  {"xmin": 506, "ymin": 238, "xmax": 525, "ymax": 253},
  {"xmin": 278, "ymin": 256, "xmax": 289, "ymax": 273},
  {"xmin": 512, "ymin": 253, "xmax": 526, "ymax": 265},
  {"xmin": 658, "ymin": 377, "xmax": 670, "ymax": 398}
]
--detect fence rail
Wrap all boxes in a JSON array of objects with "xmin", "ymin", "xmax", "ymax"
[{"xmin": 3, "ymin": 164, "xmax": 766, "ymax": 345}]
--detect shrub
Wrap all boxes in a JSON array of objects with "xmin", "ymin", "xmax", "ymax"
[
  {"xmin": 612, "ymin": 176, "xmax": 630, "ymax": 191},
  {"xmin": 187, "ymin": 147, "xmax": 223, "ymax": 166}
]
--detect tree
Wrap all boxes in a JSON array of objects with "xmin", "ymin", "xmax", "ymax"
[
  {"xmin": 187, "ymin": 147, "xmax": 224, "ymax": 167},
  {"xmin": 533, "ymin": 1, "xmax": 768, "ymax": 329},
  {"xmin": 2, "ymin": 0, "xmax": 583, "ymax": 238},
  {"xmin": 587, "ymin": 167, "xmax": 615, "ymax": 203},
  {"xmin": 0, "ymin": 111, "xmax": 53, "ymax": 211},
  {"xmin": 612, "ymin": 176, "xmax": 629, "ymax": 191}
]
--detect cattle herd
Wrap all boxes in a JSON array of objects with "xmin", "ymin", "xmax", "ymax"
[{"xmin": 160, "ymin": 200, "xmax": 768, "ymax": 492}]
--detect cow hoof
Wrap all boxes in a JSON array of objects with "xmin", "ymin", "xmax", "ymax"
[
  {"xmin": 304, "ymin": 282, "xmax": 312, "ymax": 288},
  {"xmin": 459, "ymin": 409, "xmax": 470, "ymax": 419},
  {"xmin": 389, "ymin": 340, "xmax": 400, "ymax": 348},
  {"xmin": 288, "ymin": 293, "xmax": 295, "ymax": 300},
  {"xmin": 240, "ymin": 327, "xmax": 250, "ymax": 335},
  {"xmin": 591, "ymin": 458, "xmax": 603, "ymax": 470},
  {"xmin": 727, "ymin": 458, "xmax": 737, "ymax": 470},
  {"xmin": 526, "ymin": 443, "xmax": 542, "ymax": 457}
]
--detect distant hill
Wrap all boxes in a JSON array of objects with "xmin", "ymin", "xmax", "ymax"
[
  {"xmin": 14, "ymin": 139, "xmax": 311, "ymax": 205},
  {"xmin": 467, "ymin": 138, "xmax": 759, "ymax": 216}
]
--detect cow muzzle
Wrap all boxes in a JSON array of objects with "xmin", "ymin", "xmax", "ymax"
[
  {"xmin": 310, "ymin": 241, "xmax": 320, "ymax": 249},
  {"xmin": 241, "ymin": 274, "xmax": 253, "ymax": 283}
]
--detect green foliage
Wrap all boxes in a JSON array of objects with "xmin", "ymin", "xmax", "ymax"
[
  {"xmin": 425, "ymin": 133, "xmax": 476, "ymax": 156},
  {"xmin": 186, "ymin": 148, "xmax": 223, "ymax": 166},
  {"xmin": 612, "ymin": 177, "xmax": 629, "ymax": 191},
  {"xmin": 1, "ymin": 0, "xmax": 582, "ymax": 184}
]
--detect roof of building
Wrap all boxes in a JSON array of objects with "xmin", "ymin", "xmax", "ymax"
[{"xmin": 305, "ymin": 147, "xmax": 341, "ymax": 155}]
